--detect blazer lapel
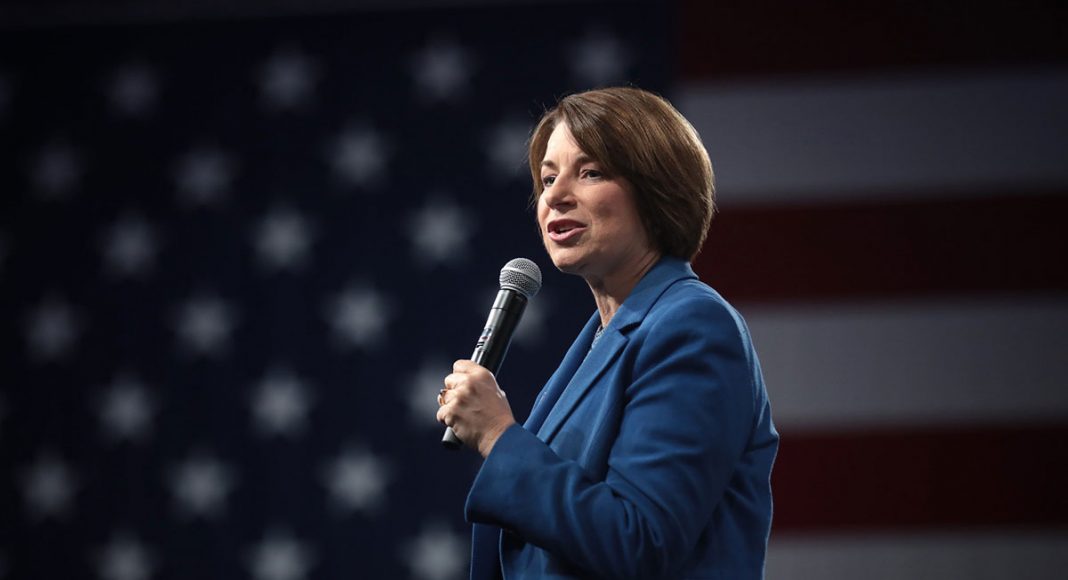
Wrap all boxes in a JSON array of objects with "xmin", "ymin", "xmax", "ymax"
[
  {"xmin": 523, "ymin": 314, "xmax": 600, "ymax": 434},
  {"xmin": 531, "ymin": 257, "xmax": 699, "ymax": 444},
  {"xmin": 536, "ymin": 328, "xmax": 626, "ymax": 442}
]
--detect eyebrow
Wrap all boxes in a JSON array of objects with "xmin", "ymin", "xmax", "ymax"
[{"xmin": 540, "ymin": 154, "xmax": 595, "ymax": 171}]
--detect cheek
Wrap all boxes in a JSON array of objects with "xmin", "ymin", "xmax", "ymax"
[
  {"xmin": 535, "ymin": 202, "xmax": 551, "ymax": 244},
  {"xmin": 536, "ymin": 207, "xmax": 548, "ymax": 235},
  {"xmin": 536, "ymin": 196, "xmax": 548, "ymax": 223},
  {"xmin": 592, "ymin": 194, "xmax": 642, "ymax": 241},
  {"xmin": 589, "ymin": 199, "xmax": 621, "ymax": 230}
]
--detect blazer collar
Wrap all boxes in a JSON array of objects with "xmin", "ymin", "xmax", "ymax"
[
  {"xmin": 533, "ymin": 257, "xmax": 697, "ymax": 442},
  {"xmin": 607, "ymin": 256, "xmax": 698, "ymax": 334}
]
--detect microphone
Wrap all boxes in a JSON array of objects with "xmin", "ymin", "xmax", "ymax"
[{"xmin": 442, "ymin": 258, "xmax": 542, "ymax": 449}]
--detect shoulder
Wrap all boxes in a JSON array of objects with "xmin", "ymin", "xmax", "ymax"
[
  {"xmin": 625, "ymin": 277, "xmax": 763, "ymax": 420},
  {"xmin": 631, "ymin": 278, "xmax": 760, "ymax": 383},
  {"xmin": 644, "ymin": 278, "xmax": 751, "ymax": 342}
]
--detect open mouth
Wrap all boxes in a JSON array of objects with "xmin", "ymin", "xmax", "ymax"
[{"xmin": 547, "ymin": 219, "xmax": 586, "ymax": 242}]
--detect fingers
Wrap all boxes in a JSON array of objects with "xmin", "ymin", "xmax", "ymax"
[
  {"xmin": 437, "ymin": 373, "xmax": 464, "ymax": 427},
  {"xmin": 452, "ymin": 359, "xmax": 493, "ymax": 379},
  {"xmin": 443, "ymin": 363, "xmax": 491, "ymax": 394},
  {"xmin": 453, "ymin": 359, "xmax": 476, "ymax": 373},
  {"xmin": 443, "ymin": 372, "xmax": 463, "ymax": 391},
  {"xmin": 436, "ymin": 410, "xmax": 453, "ymax": 430},
  {"xmin": 437, "ymin": 373, "xmax": 476, "ymax": 428},
  {"xmin": 435, "ymin": 389, "xmax": 463, "ymax": 427},
  {"xmin": 439, "ymin": 360, "xmax": 505, "ymax": 438},
  {"xmin": 440, "ymin": 375, "xmax": 469, "ymax": 405}
]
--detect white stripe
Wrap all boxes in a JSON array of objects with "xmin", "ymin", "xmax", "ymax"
[
  {"xmin": 676, "ymin": 68, "xmax": 1068, "ymax": 205},
  {"xmin": 743, "ymin": 296, "xmax": 1068, "ymax": 428},
  {"xmin": 767, "ymin": 531, "xmax": 1068, "ymax": 580}
]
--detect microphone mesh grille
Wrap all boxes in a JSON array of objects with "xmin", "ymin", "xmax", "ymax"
[{"xmin": 499, "ymin": 258, "xmax": 542, "ymax": 298}]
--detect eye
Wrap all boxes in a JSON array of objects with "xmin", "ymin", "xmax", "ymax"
[
  {"xmin": 580, "ymin": 168, "xmax": 603, "ymax": 180},
  {"xmin": 541, "ymin": 175, "xmax": 556, "ymax": 187}
]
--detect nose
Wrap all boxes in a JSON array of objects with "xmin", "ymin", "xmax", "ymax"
[{"xmin": 541, "ymin": 174, "xmax": 574, "ymax": 210}]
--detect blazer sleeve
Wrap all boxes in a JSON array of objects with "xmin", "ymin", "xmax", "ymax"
[{"xmin": 465, "ymin": 294, "xmax": 757, "ymax": 579}]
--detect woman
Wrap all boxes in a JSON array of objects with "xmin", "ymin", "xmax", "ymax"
[{"xmin": 437, "ymin": 87, "xmax": 777, "ymax": 579}]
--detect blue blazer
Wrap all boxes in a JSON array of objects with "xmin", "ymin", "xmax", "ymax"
[{"xmin": 466, "ymin": 257, "xmax": 777, "ymax": 579}]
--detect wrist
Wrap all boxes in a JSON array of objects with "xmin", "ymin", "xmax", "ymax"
[{"xmin": 478, "ymin": 419, "xmax": 516, "ymax": 458}]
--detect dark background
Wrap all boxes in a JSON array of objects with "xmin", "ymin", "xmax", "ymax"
[{"xmin": 2, "ymin": 1, "xmax": 1066, "ymax": 579}]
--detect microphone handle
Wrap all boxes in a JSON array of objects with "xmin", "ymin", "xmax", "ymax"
[{"xmin": 442, "ymin": 290, "xmax": 528, "ymax": 449}]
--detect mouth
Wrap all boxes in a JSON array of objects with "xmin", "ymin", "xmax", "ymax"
[{"xmin": 546, "ymin": 219, "xmax": 587, "ymax": 242}]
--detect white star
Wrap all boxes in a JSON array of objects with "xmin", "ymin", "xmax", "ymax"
[
  {"xmin": 102, "ymin": 212, "xmax": 158, "ymax": 279},
  {"xmin": 174, "ymin": 146, "xmax": 236, "ymax": 207},
  {"xmin": 247, "ymin": 529, "xmax": 315, "ymax": 580},
  {"xmin": 407, "ymin": 196, "xmax": 475, "ymax": 267},
  {"xmin": 107, "ymin": 63, "xmax": 158, "ymax": 117},
  {"xmin": 325, "ymin": 285, "xmax": 390, "ymax": 350},
  {"xmin": 96, "ymin": 532, "xmax": 155, "ymax": 580},
  {"xmin": 402, "ymin": 521, "xmax": 468, "ymax": 580},
  {"xmin": 251, "ymin": 367, "xmax": 313, "ymax": 437},
  {"xmin": 322, "ymin": 447, "xmax": 390, "ymax": 515},
  {"xmin": 31, "ymin": 142, "xmax": 82, "ymax": 199},
  {"xmin": 485, "ymin": 119, "xmax": 531, "ymax": 180},
  {"xmin": 174, "ymin": 294, "xmax": 236, "ymax": 357},
  {"xmin": 569, "ymin": 31, "xmax": 629, "ymax": 87},
  {"xmin": 99, "ymin": 372, "xmax": 157, "ymax": 443},
  {"xmin": 24, "ymin": 295, "xmax": 81, "ymax": 362},
  {"xmin": 254, "ymin": 207, "xmax": 314, "ymax": 272},
  {"xmin": 168, "ymin": 453, "xmax": 236, "ymax": 519},
  {"xmin": 258, "ymin": 47, "xmax": 320, "ymax": 111},
  {"xmin": 411, "ymin": 38, "xmax": 474, "ymax": 103},
  {"xmin": 20, "ymin": 453, "xmax": 79, "ymax": 520},
  {"xmin": 329, "ymin": 126, "xmax": 388, "ymax": 188},
  {"xmin": 406, "ymin": 357, "xmax": 450, "ymax": 428}
]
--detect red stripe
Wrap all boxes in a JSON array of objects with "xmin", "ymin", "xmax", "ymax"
[
  {"xmin": 678, "ymin": 0, "xmax": 1068, "ymax": 80},
  {"xmin": 693, "ymin": 193, "xmax": 1068, "ymax": 304},
  {"xmin": 771, "ymin": 423, "xmax": 1068, "ymax": 532}
]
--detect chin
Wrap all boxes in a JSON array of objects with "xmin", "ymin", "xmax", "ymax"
[
  {"xmin": 548, "ymin": 252, "xmax": 589, "ymax": 276},
  {"xmin": 545, "ymin": 248, "xmax": 578, "ymax": 273}
]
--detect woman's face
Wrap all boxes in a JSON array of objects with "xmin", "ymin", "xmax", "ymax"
[{"xmin": 536, "ymin": 123, "xmax": 652, "ymax": 280}]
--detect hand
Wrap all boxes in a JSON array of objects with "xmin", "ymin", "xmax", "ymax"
[{"xmin": 437, "ymin": 359, "xmax": 516, "ymax": 457}]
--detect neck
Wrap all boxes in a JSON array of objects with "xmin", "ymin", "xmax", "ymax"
[{"xmin": 586, "ymin": 249, "xmax": 661, "ymax": 329}]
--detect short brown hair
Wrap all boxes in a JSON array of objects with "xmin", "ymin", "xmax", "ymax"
[{"xmin": 528, "ymin": 87, "xmax": 715, "ymax": 261}]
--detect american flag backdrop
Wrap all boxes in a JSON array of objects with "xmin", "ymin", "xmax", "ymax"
[
  {"xmin": 0, "ymin": 2, "xmax": 668, "ymax": 578},
  {"xmin": 2, "ymin": 1, "xmax": 1068, "ymax": 579},
  {"xmin": 678, "ymin": 1, "xmax": 1068, "ymax": 578}
]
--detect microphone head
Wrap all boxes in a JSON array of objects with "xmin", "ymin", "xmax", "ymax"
[{"xmin": 499, "ymin": 258, "xmax": 542, "ymax": 299}]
